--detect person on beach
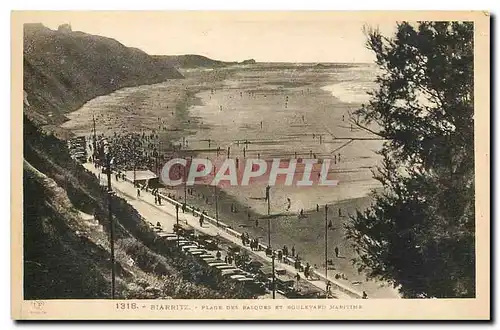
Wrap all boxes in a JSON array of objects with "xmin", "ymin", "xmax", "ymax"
[
  {"xmin": 338, "ymin": 208, "xmax": 342, "ymax": 217},
  {"xmin": 316, "ymin": 204, "xmax": 320, "ymax": 212},
  {"xmin": 286, "ymin": 198, "xmax": 291, "ymax": 211},
  {"xmin": 291, "ymin": 246, "xmax": 295, "ymax": 257},
  {"xmin": 154, "ymin": 195, "xmax": 158, "ymax": 205}
]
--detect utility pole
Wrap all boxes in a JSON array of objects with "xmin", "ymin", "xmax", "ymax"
[
  {"xmin": 92, "ymin": 114, "xmax": 97, "ymax": 163},
  {"xmin": 176, "ymin": 204, "xmax": 180, "ymax": 247},
  {"xmin": 266, "ymin": 185, "xmax": 271, "ymax": 216},
  {"xmin": 214, "ymin": 184, "xmax": 219, "ymax": 227},
  {"xmin": 265, "ymin": 184, "xmax": 275, "ymax": 299},
  {"xmin": 325, "ymin": 204, "xmax": 328, "ymax": 298},
  {"xmin": 133, "ymin": 140, "xmax": 137, "ymax": 187},
  {"xmin": 271, "ymin": 252, "xmax": 276, "ymax": 299},
  {"xmin": 104, "ymin": 141, "xmax": 115, "ymax": 299},
  {"xmin": 184, "ymin": 157, "xmax": 187, "ymax": 204}
]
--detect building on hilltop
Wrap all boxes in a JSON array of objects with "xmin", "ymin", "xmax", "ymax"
[{"xmin": 57, "ymin": 23, "xmax": 72, "ymax": 33}]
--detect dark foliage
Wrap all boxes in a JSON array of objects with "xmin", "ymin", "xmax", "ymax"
[{"xmin": 345, "ymin": 22, "xmax": 475, "ymax": 298}]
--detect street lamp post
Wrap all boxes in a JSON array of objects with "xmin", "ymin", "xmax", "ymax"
[
  {"xmin": 265, "ymin": 185, "xmax": 275, "ymax": 299},
  {"xmin": 176, "ymin": 203, "xmax": 180, "ymax": 247},
  {"xmin": 183, "ymin": 157, "xmax": 187, "ymax": 205},
  {"xmin": 325, "ymin": 204, "xmax": 329, "ymax": 298},
  {"xmin": 104, "ymin": 141, "xmax": 115, "ymax": 299},
  {"xmin": 215, "ymin": 184, "xmax": 219, "ymax": 227}
]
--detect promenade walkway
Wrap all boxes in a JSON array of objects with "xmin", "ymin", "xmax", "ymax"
[{"xmin": 85, "ymin": 163, "xmax": 362, "ymax": 299}]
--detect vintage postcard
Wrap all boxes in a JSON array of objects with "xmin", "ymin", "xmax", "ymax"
[{"xmin": 11, "ymin": 11, "xmax": 490, "ymax": 320}]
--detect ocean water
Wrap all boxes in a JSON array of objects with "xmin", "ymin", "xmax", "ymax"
[{"xmin": 320, "ymin": 64, "xmax": 379, "ymax": 105}]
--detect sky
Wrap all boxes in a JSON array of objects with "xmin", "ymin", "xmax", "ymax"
[{"xmin": 20, "ymin": 11, "xmax": 399, "ymax": 63}]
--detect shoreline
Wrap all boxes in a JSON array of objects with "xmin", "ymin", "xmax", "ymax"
[{"xmin": 61, "ymin": 65, "xmax": 398, "ymax": 298}]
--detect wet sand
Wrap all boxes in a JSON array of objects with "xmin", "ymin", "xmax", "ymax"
[{"xmin": 62, "ymin": 63, "xmax": 399, "ymax": 298}]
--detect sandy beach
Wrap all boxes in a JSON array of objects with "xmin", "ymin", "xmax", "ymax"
[{"xmin": 62, "ymin": 63, "xmax": 399, "ymax": 298}]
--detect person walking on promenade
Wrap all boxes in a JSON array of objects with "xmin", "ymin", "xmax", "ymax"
[
  {"xmin": 291, "ymin": 246, "xmax": 295, "ymax": 257},
  {"xmin": 295, "ymin": 273, "xmax": 301, "ymax": 288},
  {"xmin": 158, "ymin": 195, "xmax": 162, "ymax": 205},
  {"xmin": 304, "ymin": 263, "xmax": 310, "ymax": 279},
  {"xmin": 137, "ymin": 188, "xmax": 140, "ymax": 198},
  {"xmin": 335, "ymin": 246, "xmax": 339, "ymax": 258},
  {"xmin": 326, "ymin": 281, "xmax": 332, "ymax": 297}
]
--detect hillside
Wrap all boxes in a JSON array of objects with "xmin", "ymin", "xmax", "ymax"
[
  {"xmin": 154, "ymin": 54, "xmax": 256, "ymax": 69},
  {"xmin": 22, "ymin": 25, "xmax": 255, "ymax": 299},
  {"xmin": 23, "ymin": 23, "xmax": 183, "ymax": 127}
]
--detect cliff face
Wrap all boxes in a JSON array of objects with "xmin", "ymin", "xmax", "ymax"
[
  {"xmin": 23, "ymin": 23, "xmax": 183, "ymax": 126},
  {"xmin": 153, "ymin": 54, "xmax": 228, "ymax": 68}
]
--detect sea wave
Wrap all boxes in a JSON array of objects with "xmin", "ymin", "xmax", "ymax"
[{"xmin": 321, "ymin": 81, "xmax": 377, "ymax": 104}]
